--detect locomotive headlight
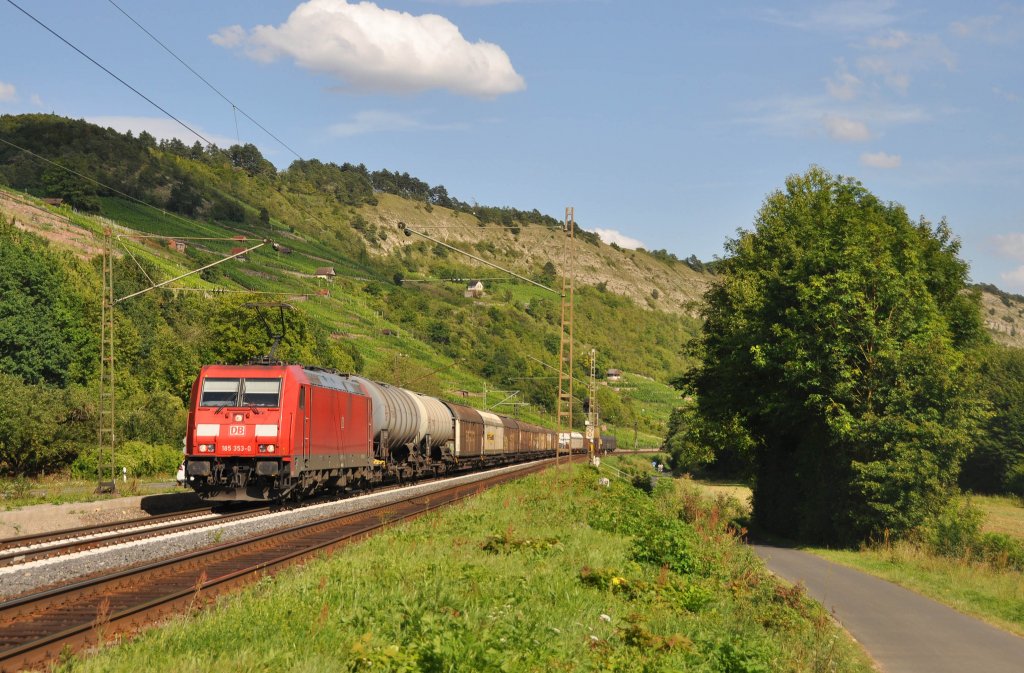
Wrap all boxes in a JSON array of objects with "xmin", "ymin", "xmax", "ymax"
[
  {"xmin": 258, "ymin": 444, "xmax": 277, "ymax": 453},
  {"xmin": 267, "ymin": 444, "xmax": 275, "ymax": 453}
]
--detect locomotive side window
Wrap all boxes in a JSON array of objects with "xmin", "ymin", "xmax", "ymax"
[
  {"xmin": 200, "ymin": 378, "xmax": 240, "ymax": 407},
  {"xmin": 241, "ymin": 378, "xmax": 282, "ymax": 408}
]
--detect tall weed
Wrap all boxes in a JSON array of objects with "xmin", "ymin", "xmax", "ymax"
[{"xmin": 926, "ymin": 497, "xmax": 1024, "ymax": 570}]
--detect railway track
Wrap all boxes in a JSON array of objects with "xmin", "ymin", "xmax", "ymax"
[
  {"xmin": 0, "ymin": 466, "xmax": 501, "ymax": 571},
  {"xmin": 0, "ymin": 458, "xmax": 569, "ymax": 672},
  {"xmin": 0, "ymin": 506, "xmax": 262, "ymax": 570}
]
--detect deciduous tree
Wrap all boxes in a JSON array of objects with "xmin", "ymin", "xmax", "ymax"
[{"xmin": 687, "ymin": 167, "xmax": 985, "ymax": 544}]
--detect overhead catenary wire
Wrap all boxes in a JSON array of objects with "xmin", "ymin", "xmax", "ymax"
[
  {"xmin": 401, "ymin": 224, "xmax": 560, "ymax": 296},
  {"xmin": 100, "ymin": 0, "xmax": 393, "ymax": 262},
  {"xmin": 115, "ymin": 240, "xmax": 267, "ymax": 303},
  {"xmin": 8, "ymin": 0, "xmax": 556, "ymax": 297},
  {"xmin": 399, "ymin": 277, "xmax": 518, "ymax": 284},
  {"xmin": 5, "ymin": 0, "xmax": 215, "ymax": 147},
  {"xmin": 0, "ymin": 136, "xmax": 213, "ymax": 230},
  {"xmin": 105, "ymin": 0, "xmax": 303, "ymax": 161},
  {"xmin": 155, "ymin": 287, "xmax": 317, "ymax": 298}
]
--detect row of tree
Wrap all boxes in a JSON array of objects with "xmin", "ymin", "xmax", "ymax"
[{"xmin": 0, "ymin": 114, "xmax": 594, "ymax": 242}]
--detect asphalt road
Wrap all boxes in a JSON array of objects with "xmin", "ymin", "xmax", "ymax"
[{"xmin": 752, "ymin": 544, "xmax": 1024, "ymax": 673}]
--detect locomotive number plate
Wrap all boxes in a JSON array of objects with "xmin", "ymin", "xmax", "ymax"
[
  {"xmin": 229, "ymin": 425, "xmax": 246, "ymax": 436},
  {"xmin": 221, "ymin": 445, "xmax": 250, "ymax": 453}
]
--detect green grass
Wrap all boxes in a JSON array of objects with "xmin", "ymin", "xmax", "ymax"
[
  {"xmin": 0, "ymin": 476, "xmax": 177, "ymax": 510},
  {"xmin": 684, "ymin": 480, "xmax": 1024, "ymax": 636},
  {"xmin": 975, "ymin": 494, "xmax": 1024, "ymax": 538},
  {"xmin": 57, "ymin": 464, "xmax": 873, "ymax": 673},
  {"xmin": 809, "ymin": 496, "xmax": 1024, "ymax": 635},
  {"xmin": 812, "ymin": 544, "xmax": 1024, "ymax": 636}
]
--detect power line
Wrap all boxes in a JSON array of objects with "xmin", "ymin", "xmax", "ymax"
[
  {"xmin": 3, "ymin": 1, "xmax": 408, "ymax": 292},
  {"xmin": 401, "ymin": 224, "xmax": 560, "ymax": 295},
  {"xmin": 105, "ymin": 0, "xmax": 303, "ymax": 160},
  {"xmin": 5, "ymin": 0, "xmax": 214, "ymax": 147},
  {"xmin": 0, "ymin": 136, "xmax": 207, "ymax": 229}
]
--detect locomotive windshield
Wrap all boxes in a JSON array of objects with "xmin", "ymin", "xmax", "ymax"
[
  {"xmin": 200, "ymin": 378, "xmax": 240, "ymax": 407},
  {"xmin": 241, "ymin": 378, "xmax": 282, "ymax": 407},
  {"xmin": 199, "ymin": 377, "xmax": 281, "ymax": 408}
]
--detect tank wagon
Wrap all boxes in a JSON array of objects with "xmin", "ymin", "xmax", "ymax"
[{"xmin": 183, "ymin": 362, "xmax": 561, "ymax": 501}]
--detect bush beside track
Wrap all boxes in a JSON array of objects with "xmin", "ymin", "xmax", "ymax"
[{"xmin": 56, "ymin": 461, "xmax": 873, "ymax": 673}]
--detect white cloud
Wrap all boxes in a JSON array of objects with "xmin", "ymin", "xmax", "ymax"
[
  {"xmin": 214, "ymin": 0, "xmax": 525, "ymax": 99},
  {"xmin": 860, "ymin": 151, "xmax": 902, "ymax": 168},
  {"xmin": 992, "ymin": 233, "xmax": 1024, "ymax": 260},
  {"xmin": 1001, "ymin": 266, "xmax": 1024, "ymax": 292},
  {"xmin": 29, "ymin": 93, "xmax": 43, "ymax": 107},
  {"xmin": 951, "ymin": 7, "xmax": 1024, "ymax": 44},
  {"xmin": 426, "ymin": 0, "xmax": 530, "ymax": 5},
  {"xmin": 856, "ymin": 33, "xmax": 955, "ymax": 93},
  {"xmin": 857, "ymin": 55, "xmax": 909, "ymax": 92},
  {"xmin": 0, "ymin": 81, "xmax": 16, "ymax": 102},
  {"xmin": 329, "ymin": 109, "xmax": 464, "ymax": 136},
  {"xmin": 825, "ymin": 66, "xmax": 862, "ymax": 101},
  {"xmin": 993, "ymin": 87, "xmax": 1022, "ymax": 103},
  {"xmin": 822, "ymin": 113, "xmax": 871, "ymax": 141},
  {"xmin": 86, "ymin": 116, "xmax": 237, "ymax": 148},
  {"xmin": 209, "ymin": 25, "xmax": 246, "ymax": 48},
  {"xmin": 736, "ymin": 95, "xmax": 926, "ymax": 138},
  {"xmin": 759, "ymin": 1, "xmax": 898, "ymax": 33},
  {"xmin": 594, "ymin": 228, "xmax": 644, "ymax": 250},
  {"xmin": 866, "ymin": 29, "xmax": 910, "ymax": 49}
]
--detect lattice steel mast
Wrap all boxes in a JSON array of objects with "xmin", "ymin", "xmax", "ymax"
[
  {"xmin": 587, "ymin": 348, "xmax": 600, "ymax": 458},
  {"xmin": 97, "ymin": 229, "xmax": 116, "ymax": 492},
  {"xmin": 95, "ymin": 232, "xmax": 268, "ymax": 493},
  {"xmin": 556, "ymin": 208, "xmax": 576, "ymax": 464}
]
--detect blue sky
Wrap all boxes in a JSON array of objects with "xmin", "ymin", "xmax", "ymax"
[{"xmin": 1, "ymin": 1, "xmax": 1022, "ymax": 290}]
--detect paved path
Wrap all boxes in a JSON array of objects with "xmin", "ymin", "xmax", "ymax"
[{"xmin": 752, "ymin": 544, "xmax": 1024, "ymax": 673}]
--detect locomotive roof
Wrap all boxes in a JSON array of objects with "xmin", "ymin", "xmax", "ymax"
[
  {"xmin": 302, "ymin": 368, "xmax": 364, "ymax": 395},
  {"xmin": 200, "ymin": 363, "xmax": 364, "ymax": 395}
]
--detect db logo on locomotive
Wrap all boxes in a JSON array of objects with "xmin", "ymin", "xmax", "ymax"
[{"xmin": 229, "ymin": 425, "xmax": 246, "ymax": 436}]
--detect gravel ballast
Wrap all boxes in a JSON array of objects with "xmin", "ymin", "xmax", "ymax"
[{"xmin": 0, "ymin": 461, "xmax": 548, "ymax": 600}]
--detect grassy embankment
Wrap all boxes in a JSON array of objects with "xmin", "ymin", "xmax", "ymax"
[
  {"xmin": 0, "ymin": 477, "xmax": 181, "ymax": 510},
  {"xmin": 689, "ymin": 479, "xmax": 1024, "ymax": 636},
  {"xmin": 57, "ymin": 459, "xmax": 872, "ymax": 673}
]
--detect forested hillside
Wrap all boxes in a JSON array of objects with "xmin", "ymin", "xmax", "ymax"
[{"xmin": 0, "ymin": 113, "xmax": 697, "ymax": 477}]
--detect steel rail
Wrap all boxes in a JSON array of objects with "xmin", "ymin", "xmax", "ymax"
[
  {"xmin": 0, "ymin": 458, "xmax": 574, "ymax": 672},
  {"xmin": 0, "ymin": 505, "xmax": 268, "ymax": 569},
  {"xmin": 0, "ymin": 507, "xmax": 213, "ymax": 551}
]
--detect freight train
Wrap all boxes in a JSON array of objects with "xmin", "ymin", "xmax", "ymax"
[{"xmin": 182, "ymin": 362, "xmax": 567, "ymax": 501}]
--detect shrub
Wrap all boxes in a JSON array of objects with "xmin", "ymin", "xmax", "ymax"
[
  {"xmin": 923, "ymin": 497, "xmax": 1024, "ymax": 570},
  {"xmin": 925, "ymin": 498, "xmax": 983, "ymax": 558},
  {"xmin": 630, "ymin": 518, "xmax": 700, "ymax": 574},
  {"xmin": 71, "ymin": 440, "xmax": 181, "ymax": 479},
  {"xmin": 975, "ymin": 533, "xmax": 1024, "ymax": 571}
]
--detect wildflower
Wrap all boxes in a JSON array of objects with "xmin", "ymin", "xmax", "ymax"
[{"xmin": 600, "ymin": 614, "xmax": 611, "ymax": 623}]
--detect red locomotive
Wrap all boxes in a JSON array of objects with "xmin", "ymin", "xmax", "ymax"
[{"xmin": 183, "ymin": 362, "xmax": 560, "ymax": 501}]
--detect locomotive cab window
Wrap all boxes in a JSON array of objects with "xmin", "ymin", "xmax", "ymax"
[
  {"xmin": 241, "ymin": 378, "xmax": 282, "ymax": 408},
  {"xmin": 200, "ymin": 378, "xmax": 240, "ymax": 407}
]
